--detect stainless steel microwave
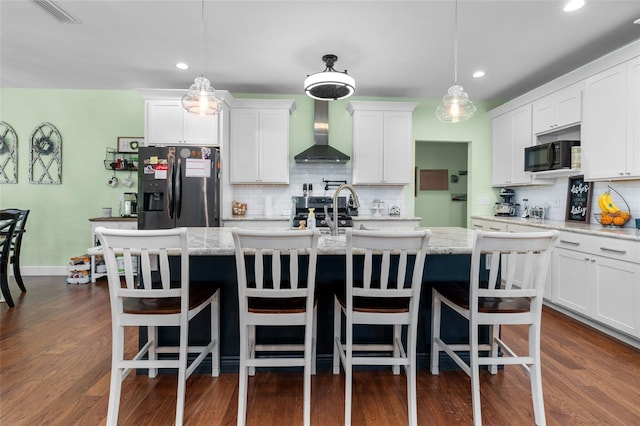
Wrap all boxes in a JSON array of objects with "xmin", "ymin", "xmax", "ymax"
[{"xmin": 524, "ymin": 140, "xmax": 580, "ymax": 172}]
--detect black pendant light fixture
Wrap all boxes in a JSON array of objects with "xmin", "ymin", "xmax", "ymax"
[
  {"xmin": 435, "ymin": 0, "xmax": 476, "ymax": 123},
  {"xmin": 181, "ymin": 0, "xmax": 220, "ymax": 115},
  {"xmin": 304, "ymin": 54, "xmax": 356, "ymax": 101}
]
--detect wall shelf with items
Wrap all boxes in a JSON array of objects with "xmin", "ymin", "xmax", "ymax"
[{"xmin": 103, "ymin": 148, "xmax": 138, "ymax": 171}]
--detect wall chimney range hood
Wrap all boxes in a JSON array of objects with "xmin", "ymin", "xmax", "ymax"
[{"xmin": 294, "ymin": 100, "xmax": 350, "ymax": 164}]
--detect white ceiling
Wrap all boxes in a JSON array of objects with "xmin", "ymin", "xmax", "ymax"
[{"xmin": 1, "ymin": 0, "xmax": 639, "ymax": 103}]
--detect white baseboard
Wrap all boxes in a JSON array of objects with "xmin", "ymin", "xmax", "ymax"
[{"xmin": 16, "ymin": 266, "xmax": 67, "ymax": 276}]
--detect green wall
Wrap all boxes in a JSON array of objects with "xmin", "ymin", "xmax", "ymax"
[
  {"xmin": 0, "ymin": 89, "xmax": 499, "ymax": 269},
  {"xmin": 0, "ymin": 88, "xmax": 144, "ymax": 270}
]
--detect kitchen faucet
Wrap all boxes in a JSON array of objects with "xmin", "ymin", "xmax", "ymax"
[{"xmin": 324, "ymin": 183, "xmax": 361, "ymax": 236}]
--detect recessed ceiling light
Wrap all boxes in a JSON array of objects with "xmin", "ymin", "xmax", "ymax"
[
  {"xmin": 564, "ymin": 0, "xmax": 585, "ymax": 12},
  {"xmin": 176, "ymin": 62, "xmax": 190, "ymax": 70},
  {"xmin": 472, "ymin": 71, "xmax": 485, "ymax": 78},
  {"xmin": 634, "ymin": 18, "xmax": 640, "ymax": 24}
]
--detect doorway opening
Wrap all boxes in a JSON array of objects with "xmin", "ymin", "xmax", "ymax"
[{"xmin": 415, "ymin": 141, "xmax": 469, "ymax": 228}]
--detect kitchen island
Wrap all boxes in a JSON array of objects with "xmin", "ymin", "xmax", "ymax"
[{"xmin": 91, "ymin": 226, "xmax": 481, "ymax": 372}]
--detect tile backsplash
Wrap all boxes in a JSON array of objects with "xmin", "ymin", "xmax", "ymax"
[
  {"xmin": 514, "ymin": 179, "xmax": 640, "ymax": 228},
  {"xmin": 230, "ymin": 162, "xmax": 407, "ymax": 218}
]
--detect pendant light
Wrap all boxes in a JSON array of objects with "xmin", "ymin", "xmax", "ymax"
[
  {"xmin": 435, "ymin": 0, "xmax": 476, "ymax": 123},
  {"xmin": 181, "ymin": 0, "xmax": 220, "ymax": 115},
  {"xmin": 304, "ymin": 54, "xmax": 355, "ymax": 101}
]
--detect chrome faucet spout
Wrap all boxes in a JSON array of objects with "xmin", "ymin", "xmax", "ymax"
[
  {"xmin": 323, "ymin": 205, "xmax": 336, "ymax": 233},
  {"xmin": 329, "ymin": 184, "xmax": 360, "ymax": 236}
]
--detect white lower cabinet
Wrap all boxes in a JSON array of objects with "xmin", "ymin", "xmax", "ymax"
[
  {"xmin": 592, "ymin": 256, "xmax": 640, "ymax": 336},
  {"xmin": 552, "ymin": 232, "xmax": 640, "ymax": 338},
  {"xmin": 470, "ymin": 219, "xmax": 507, "ymax": 232},
  {"xmin": 553, "ymin": 247, "xmax": 591, "ymax": 315},
  {"xmin": 89, "ymin": 219, "xmax": 138, "ymax": 282}
]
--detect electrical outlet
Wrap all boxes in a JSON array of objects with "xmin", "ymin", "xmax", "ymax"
[
  {"xmin": 477, "ymin": 197, "xmax": 490, "ymax": 206},
  {"xmin": 553, "ymin": 198, "xmax": 561, "ymax": 208}
]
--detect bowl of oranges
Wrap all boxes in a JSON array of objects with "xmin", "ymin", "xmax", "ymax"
[
  {"xmin": 594, "ymin": 211, "xmax": 631, "ymax": 227},
  {"xmin": 594, "ymin": 186, "xmax": 631, "ymax": 227}
]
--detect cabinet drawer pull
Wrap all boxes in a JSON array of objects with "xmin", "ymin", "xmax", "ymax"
[
  {"xmin": 559, "ymin": 239, "xmax": 580, "ymax": 246},
  {"xmin": 599, "ymin": 247, "xmax": 627, "ymax": 255},
  {"xmin": 472, "ymin": 225, "xmax": 483, "ymax": 229},
  {"xmin": 489, "ymin": 227, "xmax": 502, "ymax": 231}
]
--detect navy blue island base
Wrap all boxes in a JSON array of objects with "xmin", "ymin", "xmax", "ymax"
[{"xmin": 149, "ymin": 251, "xmax": 487, "ymax": 373}]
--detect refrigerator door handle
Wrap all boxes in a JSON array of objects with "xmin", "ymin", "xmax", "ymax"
[
  {"xmin": 175, "ymin": 158, "xmax": 182, "ymax": 219},
  {"xmin": 167, "ymin": 158, "xmax": 174, "ymax": 219}
]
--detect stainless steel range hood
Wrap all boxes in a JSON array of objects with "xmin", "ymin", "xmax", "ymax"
[{"xmin": 294, "ymin": 100, "xmax": 350, "ymax": 164}]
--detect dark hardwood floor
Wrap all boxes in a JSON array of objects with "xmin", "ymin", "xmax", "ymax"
[{"xmin": 2, "ymin": 276, "xmax": 640, "ymax": 425}]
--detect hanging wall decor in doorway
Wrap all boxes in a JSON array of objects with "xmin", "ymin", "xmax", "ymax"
[
  {"xmin": 0, "ymin": 121, "xmax": 18, "ymax": 184},
  {"xmin": 29, "ymin": 122, "xmax": 62, "ymax": 184}
]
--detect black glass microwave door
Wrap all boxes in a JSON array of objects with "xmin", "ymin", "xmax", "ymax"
[{"xmin": 525, "ymin": 145, "xmax": 551, "ymax": 171}]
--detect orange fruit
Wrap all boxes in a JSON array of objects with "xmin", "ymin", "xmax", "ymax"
[
  {"xmin": 601, "ymin": 212, "xmax": 613, "ymax": 225},
  {"xmin": 613, "ymin": 212, "xmax": 627, "ymax": 226}
]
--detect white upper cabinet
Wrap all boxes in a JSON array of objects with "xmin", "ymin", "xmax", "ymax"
[
  {"xmin": 627, "ymin": 56, "xmax": 640, "ymax": 178},
  {"xmin": 582, "ymin": 57, "xmax": 640, "ymax": 180},
  {"xmin": 491, "ymin": 104, "xmax": 533, "ymax": 186},
  {"xmin": 532, "ymin": 82, "xmax": 582, "ymax": 134},
  {"xmin": 347, "ymin": 101, "xmax": 417, "ymax": 185},
  {"xmin": 145, "ymin": 99, "xmax": 220, "ymax": 146},
  {"xmin": 229, "ymin": 100, "xmax": 294, "ymax": 184}
]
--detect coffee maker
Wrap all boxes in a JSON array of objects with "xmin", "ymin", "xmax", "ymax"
[
  {"xmin": 120, "ymin": 192, "xmax": 138, "ymax": 217},
  {"xmin": 495, "ymin": 188, "xmax": 518, "ymax": 216}
]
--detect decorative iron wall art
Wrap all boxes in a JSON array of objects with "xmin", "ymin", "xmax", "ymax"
[
  {"xmin": 29, "ymin": 122, "xmax": 62, "ymax": 184},
  {"xmin": 0, "ymin": 121, "xmax": 18, "ymax": 184}
]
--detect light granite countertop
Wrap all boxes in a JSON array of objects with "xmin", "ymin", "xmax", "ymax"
[
  {"xmin": 89, "ymin": 226, "xmax": 475, "ymax": 256},
  {"xmin": 223, "ymin": 216, "xmax": 421, "ymax": 222},
  {"xmin": 472, "ymin": 215, "xmax": 640, "ymax": 242}
]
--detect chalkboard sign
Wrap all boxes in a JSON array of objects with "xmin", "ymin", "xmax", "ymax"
[{"xmin": 566, "ymin": 175, "xmax": 592, "ymax": 223}]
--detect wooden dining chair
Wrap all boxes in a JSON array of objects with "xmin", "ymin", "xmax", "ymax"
[
  {"xmin": 333, "ymin": 228, "xmax": 431, "ymax": 426},
  {"xmin": 430, "ymin": 230, "xmax": 558, "ymax": 426},
  {"xmin": 0, "ymin": 211, "xmax": 20, "ymax": 307},
  {"xmin": 232, "ymin": 228, "xmax": 320, "ymax": 426},
  {"xmin": 96, "ymin": 226, "xmax": 220, "ymax": 426}
]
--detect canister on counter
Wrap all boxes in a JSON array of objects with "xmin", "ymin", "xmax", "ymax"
[{"xmin": 571, "ymin": 146, "xmax": 581, "ymax": 170}]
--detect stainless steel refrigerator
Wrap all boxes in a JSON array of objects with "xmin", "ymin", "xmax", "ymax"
[{"xmin": 138, "ymin": 146, "xmax": 220, "ymax": 229}]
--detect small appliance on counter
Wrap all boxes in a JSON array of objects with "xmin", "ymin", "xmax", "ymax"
[
  {"xmin": 495, "ymin": 188, "xmax": 519, "ymax": 217},
  {"xmin": 119, "ymin": 192, "xmax": 138, "ymax": 217},
  {"xmin": 291, "ymin": 196, "xmax": 354, "ymax": 229}
]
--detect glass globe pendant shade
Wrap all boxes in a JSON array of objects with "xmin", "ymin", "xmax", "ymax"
[
  {"xmin": 435, "ymin": 84, "xmax": 476, "ymax": 123},
  {"xmin": 181, "ymin": 76, "xmax": 221, "ymax": 116}
]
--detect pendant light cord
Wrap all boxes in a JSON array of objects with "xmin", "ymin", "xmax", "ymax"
[
  {"xmin": 200, "ymin": 0, "xmax": 205, "ymax": 78},
  {"xmin": 454, "ymin": 0, "xmax": 458, "ymax": 85}
]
